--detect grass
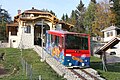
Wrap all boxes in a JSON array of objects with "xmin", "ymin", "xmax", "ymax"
[
  {"xmin": 1, "ymin": 48, "xmax": 120, "ymax": 80},
  {"xmin": 0, "ymin": 48, "xmax": 65, "ymax": 80},
  {"xmin": 90, "ymin": 56, "xmax": 120, "ymax": 80}
]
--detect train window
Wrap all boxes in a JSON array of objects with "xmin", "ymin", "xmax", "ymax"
[
  {"xmin": 51, "ymin": 35, "xmax": 54, "ymax": 43},
  {"xmin": 55, "ymin": 36, "xmax": 59, "ymax": 46},
  {"xmin": 51, "ymin": 35, "xmax": 60, "ymax": 47},
  {"xmin": 47, "ymin": 34, "xmax": 50, "ymax": 43},
  {"xmin": 24, "ymin": 25, "xmax": 31, "ymax": 33},
  {"xmin": 82, "ymin": 37, "xmax": 88, "ymax": 50},
  {"xmin": 65, "ymin": 34, "xmax": 88, "ymax": 50},
  {"xmin": 51, "ymin": 35, "xmax": 54, "ymax": 47},
  {"xmin": 59, "ymin": 37, "xmax": 64, "ymax": 48},
  {"xmin": 62, "ymin": 37, "xmax": 64, "ymax": 48},
  {"xmin": 110, "ymin": 52, "xmax": 116, "ymax": 55}
]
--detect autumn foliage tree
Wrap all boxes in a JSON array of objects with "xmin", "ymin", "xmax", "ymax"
[
  {"xmin": 92, "ymin": 2, "xmax": 116, "ymax": 36},
  {"xmin": 61, "ymin": 0, "xmax": 116, "ymax": 37}
]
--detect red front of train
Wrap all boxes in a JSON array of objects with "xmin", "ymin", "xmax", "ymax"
[{"xmin": 46, "ymin": 30, "xmax": 90, "ymax": 67}]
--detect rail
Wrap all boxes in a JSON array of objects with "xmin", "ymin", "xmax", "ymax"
[
  {"xmin": 34, "ymin": 45, "xmax": 105, "ymax": 80},
  {"xmin": 70, "ymin": 69, "xmax": 105, "ymax": 80}
]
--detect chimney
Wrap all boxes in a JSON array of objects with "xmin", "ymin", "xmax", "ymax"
[
  {"xmin": 18, "ymin": 10, "xmax": 21, "ymax": 14},
  {"xmin": 32, "ymin": 7, "xmax": 34, "ymax": 9}
]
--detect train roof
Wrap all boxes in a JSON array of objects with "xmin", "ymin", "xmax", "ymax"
[{"xmin": 47, "ymin": 30, "xmax": 89, "ymax": 36}]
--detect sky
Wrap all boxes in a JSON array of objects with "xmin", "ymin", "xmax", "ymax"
[{"xmin": 0, "ymin": 0, "xmax": 90, "ymax": 20}]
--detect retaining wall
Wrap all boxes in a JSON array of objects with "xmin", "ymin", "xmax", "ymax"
[{"xmin": 33, "ymin": 45, "xmax": 82, "ymax": 80}]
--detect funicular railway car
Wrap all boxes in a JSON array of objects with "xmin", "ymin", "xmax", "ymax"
[{"xmin": 45, "ymin": 30, "xmax": 90, "ymax": 67}]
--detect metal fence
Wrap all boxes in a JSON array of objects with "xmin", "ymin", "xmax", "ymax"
[{"xmin": 21, "ymin": 57, "xmax": 41, "ymax": 80}]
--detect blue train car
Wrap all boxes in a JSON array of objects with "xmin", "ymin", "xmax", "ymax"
[{"xmin": 46, "ymin": 30, "xmax": 90, "ymax": 67}]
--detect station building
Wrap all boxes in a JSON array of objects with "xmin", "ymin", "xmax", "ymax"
[{"xmin": 6, "ymin": 7, "xmax": 73, "ymax": 48}]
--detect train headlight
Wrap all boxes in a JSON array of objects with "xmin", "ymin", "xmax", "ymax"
[
  {"xmin": 69, "ymin": 63, "xmax": 72, "ymax": 66},
  {"xmin": 67, "ymin": 60, "xmax": 70, "ymax": 62},
  {"xmin": 82, "ymin": 63, "xmax": 85, "ymax": 66},
  {"xmin": 85, "ymin": 60, "xmax": 87, "ymax": 62}
]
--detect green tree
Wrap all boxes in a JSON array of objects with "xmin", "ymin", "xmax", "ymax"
[
  {"xmin": 112, "ymin": 0, "xmax": 120, "ymax": 27},
  {"xmin": 71, "ymin": 10, "xmax": 76, "ymax": 18},
  {"xmin": 41, "ymin": 9, "xmax": 56, "ymax": 16},
  {"xmin": 91, "ymin": 0, "xmax": 96, "ymax": 4},
  {"xmin": 71, "ymin": 0, "xmax": 86, "ymax": 33},
  {"xmin": 0, "ymin": 6, "xmax": 12, "ymax": 40},
  {"xmin": 61, "ymin": 14, "xmax": 65, "ymax": 21},
  {"xmin": 61, "ymin": 13, "xmax": 69, "ymax": 22},
  {"xmin": 83, "ymin": 2, "xmax": 96, "ymax": 35},
  {"xmin": 65, "ymin": 13, "xmax": 69, "ymax": 22},
  {"xmin": 49, "ymin": 10, "xmax": 55, "ymax": 16},
  {"xmin": 69, "ymin": 10, "xmax": 77, "ymax": 25}
]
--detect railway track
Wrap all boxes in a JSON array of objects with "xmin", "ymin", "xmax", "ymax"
[
  {"xmin": 69, "ymin": 68, "xmax": 103, "ymax": 80},
  {"xmin": 34, "ymin": 46, "xmax": 105, "ymax": 80}
]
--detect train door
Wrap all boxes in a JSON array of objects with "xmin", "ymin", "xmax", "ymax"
[
  {"xmin": 58, "ymin": 36, "xmax": 65, "ymax": 63},
  {"xmin": 45, "ymin": 32, "xmax": 50, "ymax": 53},
  {"xmin": 51, "ymin": 35, "xmax": 60, "ymax": 59}
]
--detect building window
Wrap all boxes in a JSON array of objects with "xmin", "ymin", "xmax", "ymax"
[
  {"xmin": 106, "ymin": 31, "xmax": 113, "ymax": 37},
  {"xmin": 107, "ymin": 32, "xmax": 109, "ymax": 37},
  {"xmin": 11, "ymin": 27, "xmax": 18, "ymax": 35},
  {"xmin": 110, "ymin": 32, "xmax": 113, "ymax": 36},
  {"xmin": 117, "ymin": 29, "xmax": 120, "ymax": 35},
  {"xmin": 24, "ymin": 25, "xmax": 31, "ymax": 33}
]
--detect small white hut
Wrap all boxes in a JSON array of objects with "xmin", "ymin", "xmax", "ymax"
[{"xmin": 102, "ymin": 25, "xmax": 120, "ymax": 63}]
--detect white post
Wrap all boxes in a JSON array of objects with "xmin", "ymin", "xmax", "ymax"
[
  {"xmin": 102, "ymin": 52, "xmax": 107, "ymax": 72},
  {"xmin": 30, "ymin": 65, "xmax": 32, "ymax": 80},
  {"xmin": 41, "ymin": 19, "xmax": 45, "ymax": 62},
  {"xmin": 20, "ymin": 27, "xmax": 24, "ymax": 57},
  {"xmin": 39, "ymin": 75, "xmax": 41, "ymax": 80},
  {"xmin": 26, "ymin": 62, "xmax": 28, "ymax": 76}
]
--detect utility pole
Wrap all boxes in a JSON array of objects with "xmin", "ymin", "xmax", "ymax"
[
  {"xmin": 41, "ymin": 19, "xmax": 45, "ymax": 62},
  {"xmin": 0, "ymin": 5, "xmax": 2, "ymax": 9}
]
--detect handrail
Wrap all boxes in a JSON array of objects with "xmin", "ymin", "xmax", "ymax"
[{"xmin": 94, "ymin": 37, "xmax": 120, "ymax": 55}]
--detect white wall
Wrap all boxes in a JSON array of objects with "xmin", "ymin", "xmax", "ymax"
[
  {"xmin": 20, "ymin": 24, "xmax": 34, "ymax": 49},
  {"xmin": 8, "ymin": 31, "xmax": 18, "ymax": 48},
  {"xmin": 46, "ymin": 22, "xmax": 54, "ymax": 30},
  {"xmin": 8, "ymin": 20, "xmax": 54, "ymax": 49},
  {"xmin": 104, "ymin": 30, "xmax": 117, "ymax": 42},
  {"xmin": 8, "ymin": 22, "xmax": 34, "ymax": 49},
  {"xmin": 102, "ymin": 29, "xmax": 120, "ymax": 62}
]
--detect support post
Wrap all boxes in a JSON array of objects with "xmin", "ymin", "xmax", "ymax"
[
  {"xmin": 102, "ymin": 51, "xmax": 107, "ymax": 72},
  {"xmin": 41, "ymin": 19, "xmax": 45, "ymax": 62}
]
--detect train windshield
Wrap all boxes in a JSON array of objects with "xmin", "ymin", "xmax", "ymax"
[{"xmin": 65, "ymin": 34, "xmax": 88, "ymax": 50}]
